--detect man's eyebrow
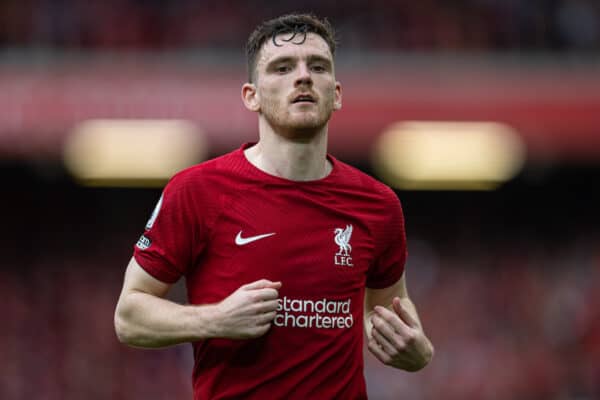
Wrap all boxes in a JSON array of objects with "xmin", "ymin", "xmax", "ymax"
[
  {"xmin": 265, "ymin": 54, "xmax": 333, "ymax": 68},
  {"xmin": 306, "ymin": 55, "xmax": 332, "ymax": 65},
  {"xmin": 266, "ymin": 56, "xmax": 296, "ymax": 67}
]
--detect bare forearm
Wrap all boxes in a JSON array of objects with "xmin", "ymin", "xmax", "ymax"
[{"xmin": 115, "ymin": 291, "xmax": 217, "ymax": 348}]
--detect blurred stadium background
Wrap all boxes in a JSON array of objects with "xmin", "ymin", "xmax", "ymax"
[{"xmin": 2, "ymin": 1, "xmax": 600, "ymax": 399}]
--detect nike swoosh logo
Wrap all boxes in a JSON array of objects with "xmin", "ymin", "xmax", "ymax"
[{"xmin": 235, "ymin": 231, "xmax": 276, "ymax": 246}]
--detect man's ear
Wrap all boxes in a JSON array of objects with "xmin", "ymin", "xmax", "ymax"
[
  {"xmin": 242, "ymin": 83, "xmax": 260, "ymax": 112},
  {"xmin": 334, "ymin": 81, "xmax": 342, "ymax": 111}
]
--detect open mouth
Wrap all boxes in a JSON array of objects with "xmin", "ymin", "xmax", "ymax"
[{"xmin": 292, "ymin": 95, "xmax": 316, "ymax": 104}]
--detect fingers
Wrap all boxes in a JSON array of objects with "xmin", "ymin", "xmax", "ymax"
[
  {"xmin": 255, "ymin": 310, "xmax": 277, "ymax": 325},
  {"xmin": 371, "ymin": 308, "xmax": 420, "ymax": 350},
  {"xmin": 242, "ymin": 310, "xmax": 277, "ymax": 339},
  {"xmin": 371, "ymin": 325, "xmax": 397, "ymax": 355},
  {"xmin": 266, "ymin": 281, "xmax": 282, "ymax": 289},
  {"xmin": 242, "ymin": 279, "xmax": 282, "ymax": 290},
  {"xmin": 369, "ymin": 308, "xmax": 431, "ymax": 370},
  {"xmin": 242, "ymin": 279, "xmax": 282, "ymax": 302},
  {"xmin": 392, "ymin": 297, "xmax": 418, "ymax": 328},
  {"xmin": 374, "ymin": 305, "xmax": 410, "ymax": 334},
  {"xmin": 250, "ymin": 288, "xmax": 280, "ymax": 302},
  {"xmin": 235, "ymin": 310, "xmax": 277, "ymax": 339},
  {"xmin": 251, "ymin": 322, "xmax": 273, "ymax": 337},
  {"xmin": 368, "ymin": 338, "xmax": 392, "ymax": 365},
  {"xmin": 371, "ymin": 313, "xmax": 405, "ymax": 348},
  {"xmin": 217, "ymin": 279, "xmax": 284, "ymax": 340},
  {"xmin": 251, "ymin": 299, "xmax": 279, "ymax": 314},
  {"xmin": 370, "ymin": 313, "xmax": 408, "ymax": 367}
]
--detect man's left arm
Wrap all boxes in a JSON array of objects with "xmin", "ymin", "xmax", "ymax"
[{"xmin": 364, "ymin": 273, "xmax": 434, "ymax": 371}]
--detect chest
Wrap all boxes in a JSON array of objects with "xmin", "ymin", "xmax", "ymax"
[{"xmin": 197, "ymin": 188, "xmax": 377, "ymax": 299}]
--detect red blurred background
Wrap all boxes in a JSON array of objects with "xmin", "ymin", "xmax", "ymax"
[{"xmin": 2, "ymin": 1, "xmax": 600, "ymax": 399}]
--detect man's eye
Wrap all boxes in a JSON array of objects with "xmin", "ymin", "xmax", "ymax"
[
  {"xmin": 276, "ymin": 65, "xmax": 291, "ymax": 73},
  {"xmin": 311, "ymin": 65, "xmax": 326, "ymax": 72}
]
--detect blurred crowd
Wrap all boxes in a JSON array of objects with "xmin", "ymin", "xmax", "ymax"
[
  {"xmin": 366, "ymin": 236, "xmax": 600, "ymax": 399},
  {"xmin": 2, "ymin": 174, "xmax": 599, "ymax": 399},
  {"xmin": 1, "ymin": 0, "xmax": 599, "ymax": 51}
]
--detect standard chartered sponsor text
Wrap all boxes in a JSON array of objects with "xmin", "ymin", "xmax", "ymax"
[{"xmin": 274, "ymin": 296, "xmax": 354, "ymax": 329}]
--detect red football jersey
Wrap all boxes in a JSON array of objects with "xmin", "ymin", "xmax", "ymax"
[{"xmin": 133, "ymin": 143, "xmax": 407, "ymax": 399}]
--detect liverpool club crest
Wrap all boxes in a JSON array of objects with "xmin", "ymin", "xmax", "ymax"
[{"xmin": 334, "ymin": 224, "xmax": 353, "ymax": 266}]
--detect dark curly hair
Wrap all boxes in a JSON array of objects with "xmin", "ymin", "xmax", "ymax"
[{"xmin": 245, "ymin": 13, "xmax": 337, "ymax": 83}]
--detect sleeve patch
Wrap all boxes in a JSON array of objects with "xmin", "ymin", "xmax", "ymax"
[{"xmin": 136, "ymin": 234, "xmax": 152, "ymax": 250}]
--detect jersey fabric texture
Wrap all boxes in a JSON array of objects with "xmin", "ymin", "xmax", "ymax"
[{"xmin": 133, "ymin": 143, "xmax": 408, "ymax": 400}]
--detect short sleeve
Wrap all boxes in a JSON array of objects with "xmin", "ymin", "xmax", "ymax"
[
  {"xmin": 133, "ymin": 173, "xmax": 201, "ymax": 284},
  {"xmin": 366, "ymin": 189, "xmax": 407, "ymax": 289}
]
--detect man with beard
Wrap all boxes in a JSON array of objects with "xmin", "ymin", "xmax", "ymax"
[{"xmin": 115, "ymin": 13, "xmax": 433, "ymax": 399}]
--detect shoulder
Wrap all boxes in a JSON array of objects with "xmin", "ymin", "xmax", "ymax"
[
  {"xmin": 331, "ymin": 157, "xmax": 399, "ymax": 204},
  {"xmin": 155, "ymin": 150, "xmax": 244, "ymax": 223},
  {"xmin": 167, "ymin": 148, "xmax": 243, "ymax": 191}
]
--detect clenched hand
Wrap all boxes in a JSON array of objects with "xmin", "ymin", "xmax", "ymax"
[
  {"xmin": 368, "ymin": 297, "xmax": 433, "ymax": 371},
  {"xmin": 213, "ymin": 279, "xmax": 282, "ymax": 339}
]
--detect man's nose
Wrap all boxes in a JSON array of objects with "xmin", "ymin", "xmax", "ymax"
[{"xmin": 294, "ymin": 63, "xmax": 313, "ymax": 86}]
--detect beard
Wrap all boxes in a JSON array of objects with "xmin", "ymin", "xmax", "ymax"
[{"xmin": 260, "ymin": 97, "xmax": 334, "ymax": 139}]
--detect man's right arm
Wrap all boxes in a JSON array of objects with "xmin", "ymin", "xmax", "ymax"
[{"xmin": 114, "ymin": 257, "xmax": 281, "ymax": 348}]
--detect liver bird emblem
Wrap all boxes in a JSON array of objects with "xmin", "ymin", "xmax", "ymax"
[{"xmin": 334, "ymin": 225, "xmax": 353, "ymax": 256}]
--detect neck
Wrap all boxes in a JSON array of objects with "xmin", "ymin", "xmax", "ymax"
[{"xmin": 244, "ymin": 121, "xmax": 331, "ymax": 181}]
